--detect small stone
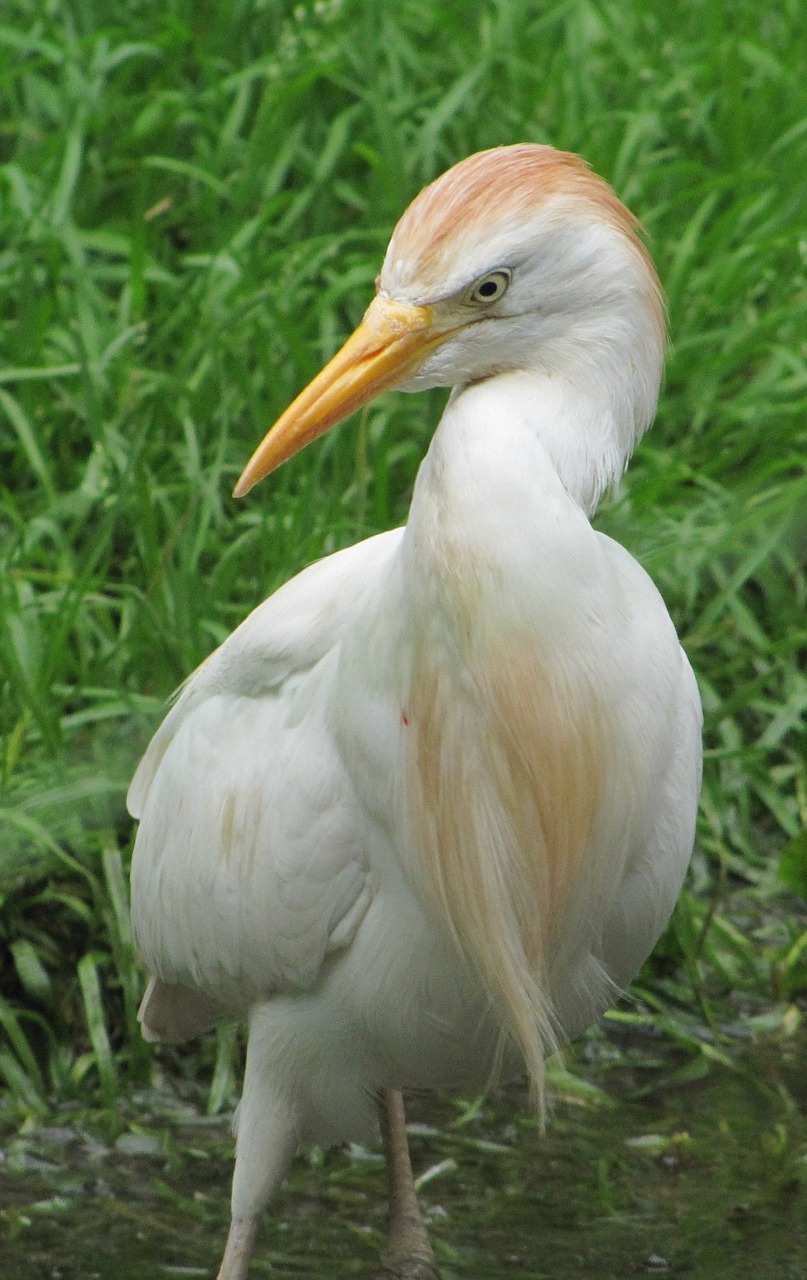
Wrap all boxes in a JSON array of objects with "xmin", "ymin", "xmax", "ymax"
[
  {"xmin": 34, "ymin": 1127, "xmax": 76, "ymax": 1148},
  {"xmin": 114, "ymin": 1132, "xmax": 163, "ymax": 1157}
]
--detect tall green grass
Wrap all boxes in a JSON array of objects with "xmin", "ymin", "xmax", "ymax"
[{"xmin": 1, "ymin": 0, "xmax": 805, "ymax": 1113}]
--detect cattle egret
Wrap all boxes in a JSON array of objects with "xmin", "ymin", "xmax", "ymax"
[{"xmin": 128, "ymin": 144, "xmax": 702, "ymax": 1279}]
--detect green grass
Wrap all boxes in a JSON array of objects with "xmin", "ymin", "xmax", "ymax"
[{"xmin": 1, "ymin": 0, "xmax": 805, "ymax": 1115}]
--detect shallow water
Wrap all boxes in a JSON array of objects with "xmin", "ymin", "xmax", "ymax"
[{"xmin": 2, "ymin": 1033, "xmax": 805, "ymax": 1279}]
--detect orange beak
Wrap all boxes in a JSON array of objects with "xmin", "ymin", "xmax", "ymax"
[{"xmin": 234, "ymin": 295, "xmax": 449, "ymax": 497}]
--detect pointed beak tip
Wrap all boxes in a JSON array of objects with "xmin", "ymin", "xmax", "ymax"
[
  {"xmin": 232, "ymin": 473, "xmax": 253, "ymax": 499},
  {"xmin": 231, "ymin": 298, "xmax": 441, "ymax": 502}
]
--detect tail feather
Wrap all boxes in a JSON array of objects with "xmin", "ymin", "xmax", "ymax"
[{"xmin": 138, "ymin": 976, "xmax": 227, "ymax": 1044}]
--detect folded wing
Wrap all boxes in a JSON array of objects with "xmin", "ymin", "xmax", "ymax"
[{"xmin": 128, "ymin": 530, "xmax": 403, "ymax": 1040}]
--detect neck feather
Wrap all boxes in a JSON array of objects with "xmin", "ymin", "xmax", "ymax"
[
  {"xmin": 450, "ymin": 322, "xmax": 660, "ymax": 517},
  {"xmin": 399, "ymin": 378, "xmax": 624, "ymax": 1107}
]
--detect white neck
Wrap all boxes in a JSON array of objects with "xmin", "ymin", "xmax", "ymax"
[
  {"xmin": 401, "ymin": 377, "xmax": 599, "ymax": 637},
  {"xmin": 441, "ymin": 354, "xmax": 653, "ymax": 521},
  {"xmin": 461, "ymin": 370, "xmax": 631, "ymax": 518}
]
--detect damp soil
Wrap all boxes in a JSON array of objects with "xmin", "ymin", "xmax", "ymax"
[{"xmin": 2, "ymin": 1032, "xmax": 805, "ymax": 1280}]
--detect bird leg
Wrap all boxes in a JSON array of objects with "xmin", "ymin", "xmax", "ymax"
[
  {"xmin": 215, "ymin": 1023, "xmax": 301, "ymax": 1280},
  {"xmin": 216, "ymin": 1214, "xmax": 258, "ymax": 1280},
  {"xmin": 372, "ymin": 1089, "xmax": 439, "ymax": 1280}
]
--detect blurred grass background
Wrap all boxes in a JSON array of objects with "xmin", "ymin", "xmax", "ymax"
[{"xmin": 0, "ymin": 0, "xmax": 805, "ymax": 1115}]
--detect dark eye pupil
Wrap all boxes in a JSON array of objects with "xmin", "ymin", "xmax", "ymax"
[{"xmin": 478, "ymin": 279, "xmax": 498, "ymax": 297}]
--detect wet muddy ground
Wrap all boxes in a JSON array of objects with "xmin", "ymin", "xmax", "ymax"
[{"xmin": 2, "ymin": 1032, "xmax": 805, "ymax": 1279}]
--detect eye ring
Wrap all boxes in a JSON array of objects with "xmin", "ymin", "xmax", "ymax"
[{"xmin": 465, "ymin": 268, "xmax": 511, "ymax": 307}]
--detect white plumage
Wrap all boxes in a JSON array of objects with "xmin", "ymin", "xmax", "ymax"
[{"xmin": 128, "ymin": 144, "xmax": 702, "ymax": 1280}]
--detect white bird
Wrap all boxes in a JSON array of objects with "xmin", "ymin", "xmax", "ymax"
[{"xmin": 128, "ymin": 144, "xmax": 702, "ymax": 1280}]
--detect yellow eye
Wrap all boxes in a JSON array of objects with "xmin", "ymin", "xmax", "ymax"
[{"xmin": 466, "ymin": 269, "xmax": 511, "ymax": 306}]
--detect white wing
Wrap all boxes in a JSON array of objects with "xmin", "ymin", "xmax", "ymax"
[{"xmin": 128, "ymin": 528, "xmax": 403, "ymax": 1036}]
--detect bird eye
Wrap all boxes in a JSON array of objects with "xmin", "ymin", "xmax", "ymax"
[{"xmin": 466, "ymin": 269, "xmax": 511, "ymax": 306}]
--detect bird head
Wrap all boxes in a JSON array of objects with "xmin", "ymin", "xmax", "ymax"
[{"xmin": 234, "ymin": 144, "xmax": 664, "ymax": 498}]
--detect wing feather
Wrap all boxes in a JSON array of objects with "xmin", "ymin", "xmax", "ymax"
[{"xmin": 128, "ymin": 530, "xmax": 402, "ymax": 1031}]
